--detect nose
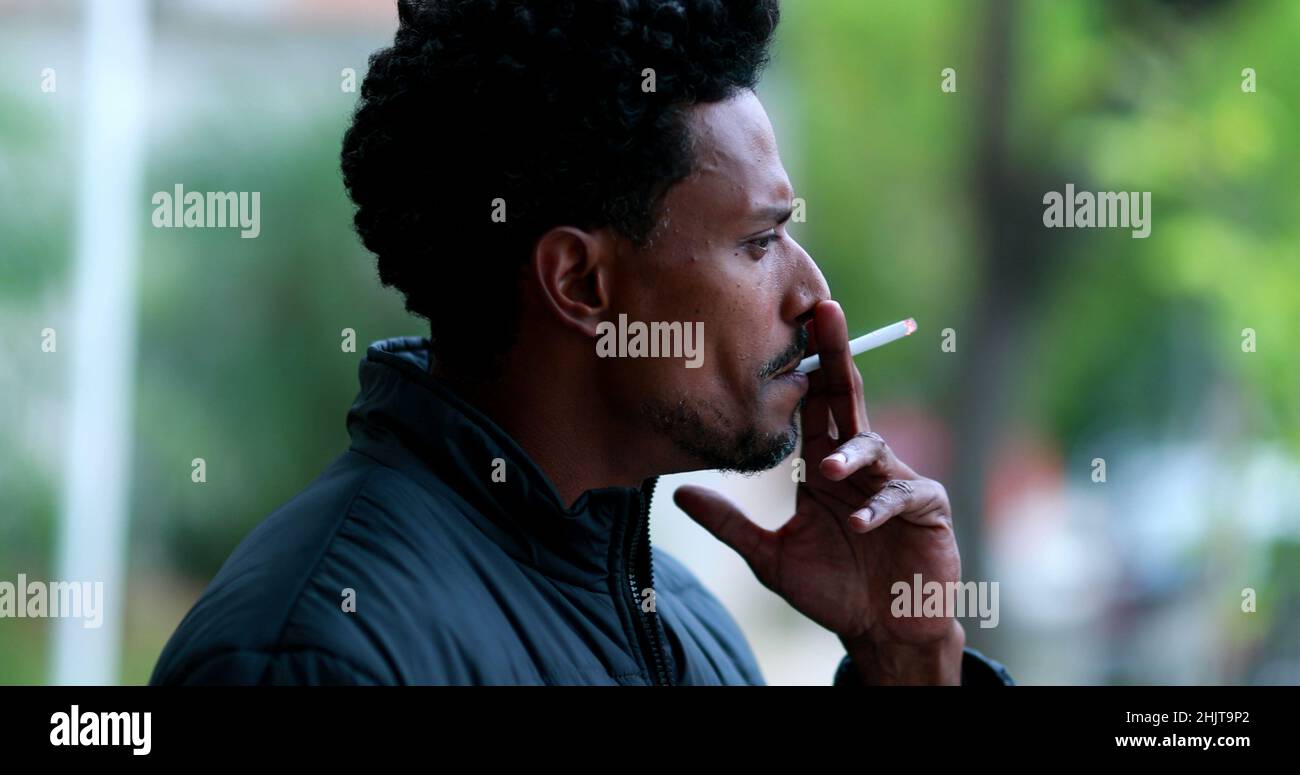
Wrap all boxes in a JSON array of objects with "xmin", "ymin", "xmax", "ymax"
[{"xmin": 782, "ymin": 235, "xmax": 831, "ymax": 326}]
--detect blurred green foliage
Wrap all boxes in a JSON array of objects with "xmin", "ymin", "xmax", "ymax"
[{"xmin": 778, "ymin": 0, "xmax": 1298, "ymax": 446}]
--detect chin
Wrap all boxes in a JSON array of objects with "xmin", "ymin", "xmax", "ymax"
[{"xmin": 739, "ymin": 420, "xmax": 801, "ymax": 473}]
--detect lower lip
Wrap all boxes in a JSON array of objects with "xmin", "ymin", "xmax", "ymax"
[{"xmin": 773, "ymin": 370, "xmax": 809, "ymax": 394}]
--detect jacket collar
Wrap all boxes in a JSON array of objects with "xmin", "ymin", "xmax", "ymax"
[{"xmin": 345, "ymin": 336, "xmax": 656, "ymax": 589}]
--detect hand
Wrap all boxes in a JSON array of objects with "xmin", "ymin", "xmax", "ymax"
[{"xmin": 673, "ymin": 300, "xmax": 964, "ymax": 684}]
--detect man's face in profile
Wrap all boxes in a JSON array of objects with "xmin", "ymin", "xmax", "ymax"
[{"xmin": 600, "ymin": 89, "xmax": 830, "ymax": 475}]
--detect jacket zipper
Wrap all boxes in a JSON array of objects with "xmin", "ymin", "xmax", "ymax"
[{"xmin": 626, "ymin": 477, "xmax": 671, "ymax": 685}]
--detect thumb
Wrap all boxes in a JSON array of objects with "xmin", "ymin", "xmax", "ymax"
[{"xmin": 672, "ymin": 485, "xmax": 774, "ymax": 572}]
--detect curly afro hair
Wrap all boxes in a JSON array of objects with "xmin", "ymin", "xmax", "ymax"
[{"xmin": 340, "ymin": 0, "xmax": 781, "ymax": 377}]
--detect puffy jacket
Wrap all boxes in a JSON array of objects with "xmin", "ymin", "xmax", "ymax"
[{"xmin": 151, "ymin": 336, "xmax": 1014, "ymax": 686}]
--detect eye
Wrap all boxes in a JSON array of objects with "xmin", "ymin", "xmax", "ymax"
[{"xmin": 746, "ymin": 232, "xmax": 778, "ymax": 257}]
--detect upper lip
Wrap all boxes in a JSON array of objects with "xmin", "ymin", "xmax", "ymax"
[{"xmin": 773, "ymin": 353, "xmax": 804, "ymax": 377}]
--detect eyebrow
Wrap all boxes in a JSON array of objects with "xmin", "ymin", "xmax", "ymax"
[{"xmin": 748, "ymin": 203, "xmax": 793, "ymax": 225}]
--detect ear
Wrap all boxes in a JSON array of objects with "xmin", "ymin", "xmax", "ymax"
[{"xmin": 531, "ymin": 225, "xmax": 615, "ymax": 337}]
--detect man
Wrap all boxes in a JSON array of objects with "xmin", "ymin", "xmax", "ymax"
[{"xmin": 151, "ymin": 0, "xmax": 1012, "ymax": 686}]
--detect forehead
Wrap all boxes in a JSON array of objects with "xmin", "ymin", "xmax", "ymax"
[{"xmin": 671, "ymin": 90, "xmax": 792, "ymax": 221}]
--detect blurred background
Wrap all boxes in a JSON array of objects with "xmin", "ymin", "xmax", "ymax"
[{"xmin": 1, "ymin": 0, "xmax": 1296, "ymax": 685}]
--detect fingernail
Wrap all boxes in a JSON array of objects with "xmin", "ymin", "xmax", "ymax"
[
  {"xmin": 828, "ymin": 453, "xmax": 847, "ymax": 465},
  {"xmin": 849, "ymin": 508, "xmax": 873, "ymax": 531}
]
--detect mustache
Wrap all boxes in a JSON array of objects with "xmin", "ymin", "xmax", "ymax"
[{"xmin": 759, "ymin": 325, "xmax": 809, "ymax": 379}]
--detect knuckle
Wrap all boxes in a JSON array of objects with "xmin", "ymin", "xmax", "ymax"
[
  {"xmin": 851, "ymin": 431, "xmax": 886, "ymax": 460},
  {"xmin": 874, "ymin": 482, "xmax": 905, "ymax": 508},
  {"xmin": 883, "ymin": 479, "xmax": 914, "ymax": 503}
]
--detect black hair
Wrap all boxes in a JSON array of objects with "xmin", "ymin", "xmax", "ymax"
[{"xmin": 340, "ymin": 0, "xmax": 781, "ymax": 376}]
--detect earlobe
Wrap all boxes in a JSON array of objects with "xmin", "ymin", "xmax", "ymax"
[{"xmin": 532, "ymin": 225, "xmax": 611, "ymax": 338}]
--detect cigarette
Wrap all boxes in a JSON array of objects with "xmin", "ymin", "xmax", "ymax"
[{"xmin": 795, "ymin": 318, "xmax": 917, "ymax": 374}]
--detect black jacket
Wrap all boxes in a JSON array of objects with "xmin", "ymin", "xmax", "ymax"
[{"xmin": 151, "ymin": 337, "xmax": 1014, "ymax": 686}]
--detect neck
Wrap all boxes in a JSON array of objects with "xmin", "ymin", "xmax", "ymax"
[{"xmin": 431, "ymin": 353, "xmax": 648, "ymax": 509}]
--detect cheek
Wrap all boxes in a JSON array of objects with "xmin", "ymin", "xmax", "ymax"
[
  {"xmin": 633, "ymin": 249, "xmax": 781, "ymax": 389},
  {"xmin": 663, "ymin": 346, "xmax": 718, "ymax": 391},
  {"xmin": 659, "ymin": 355, "xmax": 733, "ymax": 408},
  {"xmin": 604, "ymin": 343, "xmax": 715, "ymax": 405}
]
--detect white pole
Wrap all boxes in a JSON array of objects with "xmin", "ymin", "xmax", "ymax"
[{"xmin": 53, "ymin": 0, "xmax": 151, "ymax": 685}]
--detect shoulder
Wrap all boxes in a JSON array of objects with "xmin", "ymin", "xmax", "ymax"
[{"xmin": 152, "ymin": 451, "xmax": 476, "ymax": 685}]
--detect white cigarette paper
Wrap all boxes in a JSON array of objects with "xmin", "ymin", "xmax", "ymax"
[{"xmin": 795, "ymin": 318, "xmax": 917, "ymax": 374}]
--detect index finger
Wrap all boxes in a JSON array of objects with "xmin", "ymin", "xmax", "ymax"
[{"xmin": 806, "ymin": 300, "xmax": 868, "ymax": 438}]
